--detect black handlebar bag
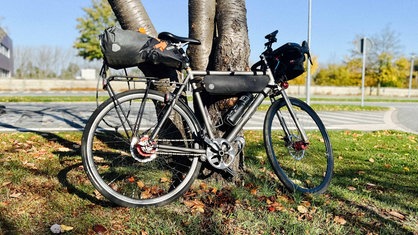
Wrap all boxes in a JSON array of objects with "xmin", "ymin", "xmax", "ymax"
[{"xmin": 268, "ymin": 42, "xmax": 306, "ymax": 82}]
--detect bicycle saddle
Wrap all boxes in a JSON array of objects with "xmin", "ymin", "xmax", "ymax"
[{"xmin": 158, "ymin": 32, "xmax": 201, "ymax": 45}]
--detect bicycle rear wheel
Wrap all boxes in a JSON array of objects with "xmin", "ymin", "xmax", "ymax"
[
  {"xmin": 264, "ymin": 97, "xmax": 333, "ymax": 194},
  {"xmin": 81, "ymin": 89, "xmax": 202, "ymax": 206}
]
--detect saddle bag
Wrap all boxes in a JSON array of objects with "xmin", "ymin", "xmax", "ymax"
[
  {"xmin": 100, "ymin": 27, "xmax": 186, "ymax": 70},
  {"xmin": 100, "ymin": 26, "xmax": 158, "ymax": 69}
]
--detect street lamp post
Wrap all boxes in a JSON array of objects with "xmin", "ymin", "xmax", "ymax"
[
  {"xmin": 408, "ymin": 54, "xmax": 415, "ymax": 98},
  {"xmin": 306, "ymin": 0, "xmax": 312, "ymax": 105},
  {"xmin": 360, "ymin": 37, "xmax": 367, "ymax": 107}
]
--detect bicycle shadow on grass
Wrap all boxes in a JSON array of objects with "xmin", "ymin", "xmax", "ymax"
[
  {"xmin": 39, "ymin": 131, "xmax": 116, "ymax": 208},
  {"xmin": 0, "ymin": 123, "xmax": 114, "ymax": 207}
]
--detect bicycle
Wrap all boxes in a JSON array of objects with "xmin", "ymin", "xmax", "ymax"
[{"xmin": 81, "ymin": 30, "xmax": 334, "ymax": 207}]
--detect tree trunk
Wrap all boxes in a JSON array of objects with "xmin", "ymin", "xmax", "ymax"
[
  {"xmin": 212, "ymin": 0, "xmax": 250, "ymax": 180},
  {"xmin": 212, "ymin": 0, "xmax": 250, "ymax": 72},
  {"xmin": 188, "ymin": 0, "xmax": 250, "ymax": 182},
  {"xmin": 188, "ymin": 0, "xmax": 216, "ymax": 70},
  {"xmin": 108, "ymin": 0, "xmax": 157, "ymax": 38}
]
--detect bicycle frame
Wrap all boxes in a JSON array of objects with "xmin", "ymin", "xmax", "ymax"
[{"xmin": 102, "ymin": 55, "xmax": 310, "ymax": 158}]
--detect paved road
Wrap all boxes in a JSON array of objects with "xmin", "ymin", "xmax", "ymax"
[{"xmin": 0, "ymin": 102, "xmax": 416, "ymax": 134}]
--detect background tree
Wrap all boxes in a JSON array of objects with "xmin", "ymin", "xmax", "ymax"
[
  {"xmin": 14, "ymin": 46, "xmax": 74, "ymax": 79},
  {"xmin": 315, "ymin": 26, "xmax": 411, "ymax": 90},
  {"xmin": 292, "ymin": 56, "xmax": 319, "ymax": 85},
  {"xmin": 74, "ymin": 0, "xmax": 116, "ymax": 61}
]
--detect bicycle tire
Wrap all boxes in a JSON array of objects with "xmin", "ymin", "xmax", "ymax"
[
  {"xmin": 81, "ymin": 89, "xmax": 202, "ymax": 207},
  {"xmin": 264, "ymin": 97, "xmax": 333, "ymax": 194}
]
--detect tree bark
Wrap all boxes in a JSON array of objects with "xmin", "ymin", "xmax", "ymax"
[
  {"xmin": 108, "ymin": 0, "xmax": 157, "ymax": 38},
  {"xmin": 188, "ymin": 0, "xmax": 250, "ymax": 182},
  {"xmin": 188, "ymin": 0, "xmax": 216, "ymax": 70},
  {"xmin": 212, "ymin": 0, "xmax": 250, "ymax": 72}
]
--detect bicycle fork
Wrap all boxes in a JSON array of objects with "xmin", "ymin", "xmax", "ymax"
[{"xmin": 273, "ymin": 88, "xmax": 310, "ymax": 151}]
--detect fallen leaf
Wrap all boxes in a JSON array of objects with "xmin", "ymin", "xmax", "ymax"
[
  {"xmin": 60, "ymin": 224, "xmax": 74, "ymax": 232},
  {"xmin": 199, "ymin": 182, "xmax": 208, "ymax": 190},
  {"xmin": 388, "ymin": 211, "xmax": 405, "ymax": 220},
  {"xmin": 10, "ymin": 192, "xmax": 22, "ymax": 198},
  {"xmin": 184, "ymin": 200, "xmax": 205, "ymax": 214},
  {"xmin": 403, "ymin": 167, "xmax": 410, "ymax": 172},
  {"xmin": 136, "ymin": 181, "xmax": 145, "ymax": 189},
  {"xmin": 127, "ymin": 176, "xmax": 135, "ymax": 183},
  {"xmin": 368, "ymin": 158, "xmax": 375, "ymax": 163},
  {"xmin": 160, "ymin": 177, "xmax": 171, "ymax": 183},
  {"xmin": 58, "ymin": 147, "xmax": 72, "ymax": 152},
  {"xmin": 334, "ymin": 216, "xmax": 347, "ymax": 225},
  {"xmin": 250, "ymin": 189, "xmax": 257, "ymax": 195},
  {"xmin": 22, "ymin": 161, "xmax": 37, "ymax": 170},
  {"xmin": 140, "ymin": 190, "xmax": 152, "ymax": 199},
  {"xmin": 366, "ymin": 183, "xmax": 377, "ymax": 188},
  {"xmin": 93, "ymin": 224, "xmax": 107, "ymax": 234},
  {"xmin": 1, "ymin": 181, "xmax": 12, "ymax": 187},
  {"xmin": 301, "ymin": 201, "xmax": 311, "ymax": 207},
  {"xmin": 141, "ymin": 230, "xmax": 148, "ymax": 235},
  {"xmin": 347, "ymin": 186, "xmax": 356, "ymax": 191},
  {"xmin": 297, "ymin": 205, "xmax": 308, "ymax": 214}
]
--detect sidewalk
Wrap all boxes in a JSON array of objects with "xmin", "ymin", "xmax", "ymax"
[{"xmin": 0, "ymin": 102, "xmax": 411, "ymax": 133}]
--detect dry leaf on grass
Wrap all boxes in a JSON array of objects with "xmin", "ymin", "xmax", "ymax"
[
  {"xmin": 184, "ymin": 199, "xmax": 205, "ymax": 213},
  {"xmin": 388, "ymin": 211, "xmax": 405, "ymax": 220},
  {"xmin": 297, "ymin": 205, "xmax": 308, "ymax": 214},
  {"xmin": 334, "ymin": 216, "xmax": 347, "ymax": 225}
]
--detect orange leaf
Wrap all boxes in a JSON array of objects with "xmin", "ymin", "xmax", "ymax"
[
  {"xmin": 137, "ymin": 181, "xmax": 145, "ymax": 189},
  {"xmin": 141, "ymin": 189, "xmax": 152, "ymax": 199},
  {"xmin": 128, "ymin": 176, "xmax": 135, "ymax": 183},
  {"xmin": 334, "ymin": 216, "xmax": 347, "ymax": 225},
  {"xmin": 160, "ymin": 177, "xmax": 170, "ymax": 183},
  {"xmin": 184, "ymin": 200, "xmax": 205, "ymax": 214},
  {"xmin": 301, "ymin": 201, "xmax": 311, "ymax": 207}
]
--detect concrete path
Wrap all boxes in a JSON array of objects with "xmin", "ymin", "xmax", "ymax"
[{"xmin": 0, "ymin": 102, "xmax": 415, "ymax": 134}]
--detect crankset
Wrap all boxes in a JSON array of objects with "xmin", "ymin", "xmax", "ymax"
[{"xmin": 205, "ymin": 136, "xmax": 245, "ymax": 170}]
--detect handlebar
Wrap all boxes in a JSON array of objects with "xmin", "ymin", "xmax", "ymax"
[{"xmin": 264, "ymin": 30, "xmax": 278, "ymax": 47}]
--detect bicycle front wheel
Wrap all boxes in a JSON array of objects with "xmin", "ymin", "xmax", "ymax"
[
  {"xmin": 81, "ymin": 89, "xmax": 202, "ymax": 207},
  {"xmin": 264, "ymin": 97, "xmax": 333, "ymax": 194}
]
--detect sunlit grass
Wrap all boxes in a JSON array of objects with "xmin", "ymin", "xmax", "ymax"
[{"xmin": 0, "ymin": 130, "xmax": 416, "ymax": 234}]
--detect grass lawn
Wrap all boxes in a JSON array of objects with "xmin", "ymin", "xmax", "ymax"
[{"xmin": 0, "ymin": 130, "xmax": 417, "ymax": 234}]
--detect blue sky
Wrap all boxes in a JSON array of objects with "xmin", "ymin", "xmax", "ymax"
[{"xmin": 1, "ymin": 0, "xmax": 418, "ymax": 65}]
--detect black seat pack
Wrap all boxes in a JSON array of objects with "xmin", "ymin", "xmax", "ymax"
[
  {"xmin": 100, "ymin": 27, "xmax": 187, "ymax": 70},
  {"xmin": 100, "ymin": 26, "xmax": 158, "ymax": 69}
]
